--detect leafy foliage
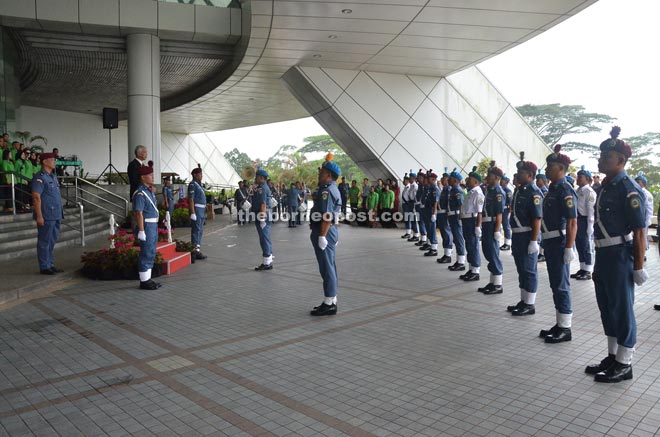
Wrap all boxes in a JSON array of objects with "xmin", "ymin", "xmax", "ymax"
[{"xmin": 224, "ymin": 148, "xmax": 254, "ymax": 175}]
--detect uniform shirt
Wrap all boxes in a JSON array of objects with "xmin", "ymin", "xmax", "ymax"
[
  {"xmin": 449, "ymin": 183, "xmax": 464, "ymax": 213},
  {"xmin": 438, "ymin": 185, "xmax": 450, "ymax": 212},
  {"xmin": 235, "ymin": 187, "xmax": 248, "ymax": 205},
  {"xmin": 415, "ymin": 183, "xmax": 425, "ymax": 207},
  {"xmin": 406, "ymin": 181, "xmax": 418, "ymax": 204},
  {"xmin": 311, "ymin": 181, "xmax": 341, "ymax": 228},
  {"xmin": 461, "ymin": 186, "xmax": 484, "ymax": 216},
  {"xmin": 31, "ymin": 169, "xmax": 63, "ymax": 220},
  {"xmin": 337, "ymin": 182, "xmax": 349, "ymax": 199},
  {"xmin": 133, "ymin": 184, "xmax": 159, "ymax": 220},
  {"xmin": 539, "ymin": 185, "xmax": 549, "ymax": 197},
  {"xmin": 502, "ymin": 185, "xmax": 513, "ymax": 210},
  {"xmin": 541, "ymin": 177, "xmax": 577, "ymax": 232},
  {"xmin": 640, "ymin": 187, "xmax": 654, "ymax": 228},
  {"xmin": 595, "ymin": 171, "xmax": 646, "ymax": 239},
  {"xmin": 576, "ymin": 184, "xmax": 596, "ymax": 220},
  {"xmin": 188, "ymin": 180, "xmax": 206, "ymax": 206},
  {"xmin": 251, "ymin": 181, "xmax": 272, "ymax": 219},
  {"xmin": 163, "ymin": 185, "xmax": 174, "ymax": 204},
  {"xmin": 483, "ymin": 185, "xmax": 505, "ymax": 220},
  {"xmin": 401, "ymin": 184, "xmax": 411, "ymax": 203},
  {"xmin": 511, "ymin": 181, "xmax": 543, "ymax": 228},
  {"xmin": 424, "ymin": 183, "xmax": 440, "ymax": 210},
  {"xmin": 286, "ymin": 188, "xmax": 300, "ymax": 207}
]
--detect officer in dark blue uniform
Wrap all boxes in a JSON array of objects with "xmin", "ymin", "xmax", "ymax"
[
  {"xmin": 459, "ymin": 167, "xmax": 484, "ymax": 281},
  {"xmin": 310, "ymin": 155, "xmax": 342, "ymax": 316},
  {"xmin": 31, "ymin": 152, "xmax": 64, "ymax": 275},
  {"xmin": 538, "ymin": 144, "xmax": 578, "ymax": 344},
  {"xmin": 508, "ymin": 153, "xmax": 543, "ymax": 317},
  {"xmin": 285, "ymin": 182, "xmax": 301, "ymax": 228},
  {"xmin": 423, "ymin": 171, "xmax": 440, "ymax": 257},
  {"xmin": 586, "ymin": 126, "xmax": 647, "ymax": 383},
  {"xmin": 188, "ymin": 168, "xmax": 207, "ymax": 260},
  {"xmin": 413, "ymin": 173, "xmax": 427, "ymax": 247},
  {"xmin": 536, "ymin": 172, "xmax": 549, "ymax": 262},
  {"xmin": 235, "ymin": 180, "xmax": 248, "ymax": 225},
  {"xmin": 253, "ymin": 168, "xmax": 274, "ymax": 270},
  {"xmin": 500, "ymin": 175, "xmax": 513, "ymax": 251},
  {"xmin": 478, "ymin": 162, "xmax": 506, "ymax": 294},
  {"xmin": 133, "ymin": 165, "xmax": 162, "ymax": 290},
  {"xmin": 447, "ymin": 169, "xmax": 466, "ymax": 271},
  {"xmin": 436, "ymin": 168, "xmax": 453, "ymax": 263},
  {"xmin": 162, "ymin": 176, "xmax": 174, "ymax": 222}
]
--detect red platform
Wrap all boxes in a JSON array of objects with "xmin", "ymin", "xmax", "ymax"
[{"xmin": 156, "ymin": 242, "xmax": 192, "ymax": 275}]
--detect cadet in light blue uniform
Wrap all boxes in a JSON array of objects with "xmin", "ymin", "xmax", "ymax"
[
  {"xmin": 478, "ymin": 162, "xmax": 506, "ymax": 294},
  {"xmin": 253, "ymin": 169, "xmax": 274, "ymax": 270},
  {"xmin": 539, "ymin": 144, "xmax": 578, "ymax": 344},
  {"xmin": 309, "ymin": 155, "xmax": 342, "ymax": 316},
  {"xmin": 162, "ymin": 176, "xmax": 174, "ymax": 221},
  {"xmin": 31, "ymin": 153, "xmax": 64, "ymax": 275},
  {"xmin": 133, "ymin": 165, "xmax": 162, "ymax": 290},
  {"xmin": 586, "ymin": 126, "xmax": 647, "ymax": 383},
  {"xmin": 500, "ymin": 175, "xmax": 513, "ymax": 251},
  {"xmin": 508, "ymin": 153, "xmax": 543, "ymax": 317},
  {"xmin": 447, "ymin": 168, "xmax": 466, "ymax": 271},
  {"xmin": 422, "ymin": 171, "xmax": 440, "ymax": 257},
  {"xmin": 188, "ymin": 168, "xmax": 207, "ymax": 260},
  {"xmin": 436, "ymin": 168, "xmax": 453, "ymax": 263},
  {"xmin": 413, "ymin": 173, "xmax": 427, "ymax": 247}
]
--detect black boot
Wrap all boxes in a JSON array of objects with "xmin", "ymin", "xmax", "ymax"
[
  {"xmin": 140, "ymin": 279, "xmax": 162, "ymax": 290},
  {"xmin": 507, "ymin": 301, "xmax": 524, "ymax": 312},
  {"xmin": 500, "ymin": 244, "xmax": 511, "ymax": 251},
  {"xmin": 254, "ymin": 263, "xmax": 273, "ymax": 271},
  {"xmin": 408, "ymin": 236, "xmax": 419, "ymax": 242},
  {"xmin": 585, "ymin": 354, "xmax": 616, "ymax": 375},
  {"xmin": 310, "ymin": 302, "xmax": 337, "ymax": 316},
  {"xmin": 575, "ymin": 271, "xmax": 592, "ymax": 280},
  {"xmin": 511, "ymin": 304, "xmax": 535, "ymax": 316},
  {"xmin": 461, "ymin": 272, "xmax": 480, "ymax": 282},
  {"xmin": 436, "ymin": 255, "xmax": 452, "ymax": 264},
  {"xmin": 401, "ymin": 233, "xmax": 411, "ymax": 239},
  {"xmin": 424, "ymin": 249, "xmax": 438, "ymax": 257},
  {"xmin": 195, "ymin": 251, "xmax": 207, "ymax": 260},
  {"xmin": 448, "ymin": 262, "xmax": 465, "ymax": 271},
  {"xmin": 655, "ymin": 304, "xmax": 660, "ymax": 310},
  {"xmin": 419, "ymin": 244, "xmax": 431, "ymax": 251},
  {"xmin": 537, "ymin": 254, "xmax": 546, "ymax": 262},
  {"xmin": 414, "ymin": 240, "xmax": 425, "ymax": 246},
  {"xmin": 483, "ymin": 285, "xmax": 503, "ymax": 295},
  {"xmin": 477, "ymin": 283, "xmax": 493, "ymax": 293},
  {"xmin": 594, "ymin": 361, "xmax": 632, "ymax": 383},
  {"xmin": 570, "ymin": 269, "xmax": 584, "ymax": 279},
  {"xmin": 545, "ymin": 327, "xmax": 572, "ymax": 343},
  {"xmin": 539, "ymin": 324, "xmax": 558, "ymax": 338}
]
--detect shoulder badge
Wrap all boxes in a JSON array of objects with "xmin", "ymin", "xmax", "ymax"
[
  {"xmin": 322, "ymin": 192, "xmax": 328, "ymax": 200},
  {"xmin": 565, "ymin": 196, "xmax": 574, "ymax": 208},
  {"xmin": 630, "ymin": 197, "xmax": 641, "ymax": 209},
  {"xmin": 496, "ymin": 194, "xmax": 502, "ymax": 201},
  {"xmin": 36, "ymin": 178, "xmax": 43, "ymax": 183},
  {"xmin": 533, "ymin": 196, "xmax": 540, "ymax": 206}
]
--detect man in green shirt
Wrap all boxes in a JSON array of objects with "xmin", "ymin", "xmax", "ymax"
[
  {"xmin": 348, "ymin": 180, "xmax": 360, "ymax": 212},
  {"xmin": 367, "ymin": 186, "xmax": 379, "ymax": 227},
  {"xmin": 379, "ymin": 184, "xmax": 395, "ymax": 228}
]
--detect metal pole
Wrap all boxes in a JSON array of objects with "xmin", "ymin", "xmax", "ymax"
[
  {"xmin": 75, "ymin": 177, "xmax": 79, "ymax": 206},
  {"xmin": 108, "ymin": 129, "xmax": 112, "ymax": 185},
  {"xmin": 79, "ymin": 203, "xmax": 85, "ymax": 247},
  {"xmin": 10, "ymin": 173, "xmax": 16, "ymax": 215}
]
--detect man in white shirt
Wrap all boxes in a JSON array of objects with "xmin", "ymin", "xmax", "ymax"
[
  {"xmin": 572, "ymin": 166, "xmax": 597, "ymax": 280},
  {"xmin": 634, "ymin": 172, "xmax": 654, "ymax": 251},
  {"xmin": 401, "ymin": 172, "xmax": 419, "ymax": 240},
  {"xmin": 458, "ymin": 166, "xmax": 485, "ymax": 281}
]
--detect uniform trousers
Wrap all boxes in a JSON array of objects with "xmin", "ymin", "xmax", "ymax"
[
  {"xmin": 482, "ymin": 222, "xmax": 502, "ymax": 275},
  {"xmin": 544, "ymin": 237, "xmax": 572, "ymax": 314},
  {"xmin": 255, "ymin": 220, "xmax": 273, "ymax": 257},
  {"xmin": 311, "ymin": 226, "xmax": 338, "ymax": 297},
  {"xmin": 575, "ymin": 216, "xmax": 593, "ymax": 267},
  {"xmin": 138, "ymin": 222, "xmax": 158, "ymax": 273},
  {"xmin": 448, "ymin": 215, "xmax": 465, "ymax": 256},
  {"xmin": 502, "ymin": 208, "xmax": 511, "ymax": 240},
  {"xmin": 512, "ymin": 232, "xmax": 538, "ymax": 293},
  {"xmin": 461, "ymin": 217, "xmax": 479, "ymax": 267},
  {"xmin": 37, "ymin": 220, "xmax": 61, "ymax": 270},
  {"xmin": 437, "ymin": 212, "xmax": 452, "ymax": 249},
  {"xmin": 191, "ymin": 206, "xmax": 206, "ymax": 247}
]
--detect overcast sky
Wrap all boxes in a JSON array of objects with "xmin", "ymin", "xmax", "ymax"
[{"xmin": 208, "ymin": 0, "xmax": 658, "ymax": 167}]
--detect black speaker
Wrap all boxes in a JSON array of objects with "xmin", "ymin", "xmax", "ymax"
[{"xmin": 102, "ymin": 107, "xmax": 118, "ymax": 129}]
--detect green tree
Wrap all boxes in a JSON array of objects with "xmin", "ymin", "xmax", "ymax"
[
  {"xmin": 299, "ymin": 135, "xmax": 367, "ymax": 183},
  {"xmin": 516, "ymin": 103, "xmax": 615, "ymax": 147},
  {"xmin": 625, "ymin": 132, "xmax": 660, "ymax": 204},
  {"xmin": 224, "ymin": 148, "xmax": 253, "ymax": 175}
]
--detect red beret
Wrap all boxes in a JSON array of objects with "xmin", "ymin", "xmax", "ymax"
[
  {"xmin": 546, "ymin": 144, "xmax": 571, "ymax": 167},
  {"xmin": 40, "ymin": 153, "xmax": 56, "ymax": 161},
  {"xmin": 427, "ymin": 172, "xmax": 438, "ymax": 179},
  {"xmin": 138, "ymin": 166, "xmax": 153, "ymax": 176},
  {"xmin": 516, "ymin": 152, "xmax": 538, "ymax": 174},
  {"xmin": 487, "ymin": 161, "xmax": 504, "ymax": 178},
  {"xmin": 600, "ymin": 126, "xmax": 632, "ymax": 158},
  {"xmin": 191, "ymin": 168, "xmax": 202, "ymax": 175}
]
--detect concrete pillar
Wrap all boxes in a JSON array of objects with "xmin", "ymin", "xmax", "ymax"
[{"xmin": 127, "ymin": 33, "xmax": 161, "ymax": 179}]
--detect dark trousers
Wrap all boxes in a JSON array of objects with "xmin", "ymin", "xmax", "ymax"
[
  {"xmin": 576, "ymin": 216, "xmax": 593, "ymax": 267},
  {"xmin": 448, "ymin": 215, "xmax": 465, "ymax": 256},
  {"xmin": 437, "ymin": 212, "xmax": 452, "ymax": 249},
  {"xmin": 482, "ymin": 222, "xmax": 502, "ymax": 275},
  {"xmin": 512, "ymin": 232, "xmax": 538, "ymax": 293},
  {"xmin": 544, "ymin": 238, "xmax": 572, "ymax": 314},
  {"xmin": 462, "ymin": 217, "xmax": 480, "ymax": 267}
]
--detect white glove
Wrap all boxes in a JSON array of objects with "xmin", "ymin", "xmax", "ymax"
[
  {"xmin": 563, "ymin": 247, "xmax": 577, "ymax": 264},
  {"xmin": 431, "ymin": 214, "xmax": 436, "ymax": 223},
  {"xmin": 528, "ymin": 240, "xmax": 539, "ymax": 254},
  {"xmin": 318, "ymin": 236, "xmax": 328, "ymax": 251},
  {"xmin": 633, "ymin": 269, "xmax": 649, "ymax": 286},
  {"xmin": 259, "ymin": 219, "xmax": 266, "ymax": 229},
  {"xmin": 190, "ymin": 213, "xmax": 197, "ymax": 221},
  {"xmin": 494, "ymin": 231, "xmax": 502, "ymax": 242},
  {"xmin": 475, "ymin": 227, "xmax": 482, "ymax": 238},
  {"xmin": 137, "ymin": 231, "xmax": 146, "ymax": 241}
]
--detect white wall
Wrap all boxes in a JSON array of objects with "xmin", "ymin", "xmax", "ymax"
[{"xmin": 16, "ymin": 105, "xmax": 240, "ymax": 186}]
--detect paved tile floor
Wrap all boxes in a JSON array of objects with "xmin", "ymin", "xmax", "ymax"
[{"xmin": 1, "ymin": 221, "xmax": 660, "ymax": 436}]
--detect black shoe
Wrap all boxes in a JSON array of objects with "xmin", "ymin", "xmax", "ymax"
[
  {"xmin": 483, "ymin": 285, "xmax": 503, "ymax": 295},
  {"xmin": 655, "ymin": 304, "xmax": 660, "ymax": 311},
  {"xmin": 310, "ymin": 302, "xmax": 337, "ymax": 316},
  {"xmin": 195, "ymin": 251, "xmax": 207, "ymax": 260},
  {"xmin": 507, "ymin": 301, "xmax": 525, "ymax": 312},
  {"xmin": 575, "ymin": 271, "xmax": 592, "ymax": 280},
  {"xmin": 408, "ymin": 236, "xmax": 419, "ymax": 242},
  {"xmin": 537, "ymin": 254, "xmax": 546, "ymax": 262},
  {"xmin": 414, "ymin": 240, "xmax": 424, "ymax": 246},
  {"xmin": 424, "ymin": 249, "xmax": 438, "ymax": 257},
  {"xmin": 477, "ymin": 283, "xmax": 493, "ymax": 293},
  {"xmin": 436, "ymin": 255, "xmax": 452, "ymax": 264},
  {"xmin": 140, "ymin": 279, "xmax": 162, "ymax": 290},
  {"xmin": 570, "ymin": 270, "xmax": 584, "ymax": 279},
  {"xmin": 500, "ymin": 244, "xmax": 511, "ymax": 251},
  {"xmin": 511, "ymin": 304, "xmax": 535, "ymax": 316},
  {"xmin": 459, "ymin": 272, "xmax": 469, "ymax": 280},
  {"xmin": 448, "ymin": 262, "xmax": 465, "ymax": 271},
  {"xmin": 40, "ymin": 269, "xmax": 56, "ymax": 275},
  {"xmin": 254, "ymin": 264, "xmax": 273, "ymax": 271},
  {"xmin": 539, "ymin": 324, "xmax": 559, "ymax": 338},
  {"xmin": 419, "ymin": 244, "xmax": 431, "ymax": 251},
  {"xmin": 402, "ymin": 233, "xmax": 412, "ymax": 239},
  {"xmin": 50, "ymin": 266, "xmax": 64, "ymax": 273},
  {"xmin": 594, "ymin": 361, "xmax": 633, "ymax": 383},
  {"xmin": 462, "ymin": 272, "xmax": 480, "ymax": 282},
  {"xmin": 585, "ymin": 354, "xmax": 616, "ymax": 375},
  {"xmin": 545, "ymin": 327, "xmax": 572, "ymax": 343}
]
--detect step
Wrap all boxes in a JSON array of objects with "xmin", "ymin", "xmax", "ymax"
[
  {"xmin": 0, "ymin": 215, "xmax": 107, "ymax": 243},
  {"xmin": 165, "ymin": 251, "xmax": 192, "ymax": 275},
  {"xmin": 157, "ymin": 241, "xmax": 177, "ymax": 258},
  {"xmin": 0, "ymin": 220, "xmax": 108, "ymax": 260},
  {"xmin": 0, "ymin": 211, "xmax": 102, "ymax": 233}
]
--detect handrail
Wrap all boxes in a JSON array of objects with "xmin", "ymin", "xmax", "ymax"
[
  {"xmin": 71, "ymin": 177, "xmax": 128, "ymax": 219},
  {"xmin": 0, "ymin": 171, "xmax": 33, "ymax": 215},
  {"xmin": 75, "ymin": 178, "xmax": 128, "ymax": 213}
]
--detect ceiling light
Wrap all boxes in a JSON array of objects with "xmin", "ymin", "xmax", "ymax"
[
  {"xmin": 341, "ymin": 8, "xmax": 352, "ymax": 14},
  {"xmin": 328, "ymin": 34, "xmax": 338, "ymax": 39}
]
